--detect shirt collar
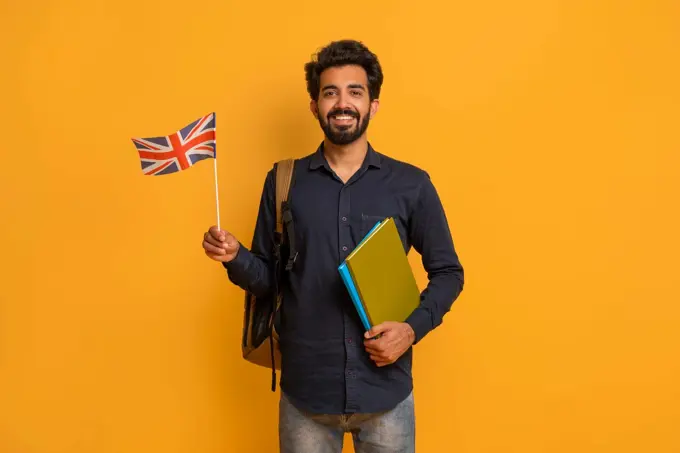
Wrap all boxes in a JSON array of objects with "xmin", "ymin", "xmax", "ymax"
[{"xmin": 309, "ymin": 141, "xmax": 382, "ymax": 171}]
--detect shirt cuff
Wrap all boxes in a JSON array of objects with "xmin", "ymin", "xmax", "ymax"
[
  {"xmin": 222, "ymin": 242, "xmax": 251, "ymax": 273},
  {"xmin": 405, "ymin": 307, "xmax": 433, "ymax": 344}
]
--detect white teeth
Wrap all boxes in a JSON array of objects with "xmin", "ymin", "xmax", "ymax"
[{"xmin": 334, "ymin": 115, "xmax": 353, "ymax": 120}]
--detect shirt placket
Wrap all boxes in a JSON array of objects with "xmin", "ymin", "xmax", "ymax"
[{"xmin": 337, "ymin": 182, "xmax": 359, "ymax": 412}]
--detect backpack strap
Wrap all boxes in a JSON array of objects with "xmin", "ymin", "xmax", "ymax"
[
  {"xmin": 275, "ymin": 158, "xmax": 294, "ymax": 232},
  {"xmin": 268, "ymin": 158, "xmax": 296, "ymax": 391},
  {"xmin": 275, "ymin": 159, "xmax": 297, "ymax": 271}
]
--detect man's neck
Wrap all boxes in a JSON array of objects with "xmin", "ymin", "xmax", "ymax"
[{"xmin": 323, "ymin": 137, "xmax": 368, "ymax": 183}]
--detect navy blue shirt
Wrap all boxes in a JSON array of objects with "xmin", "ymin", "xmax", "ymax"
[{"xmin": 224, "ymin": 142, "xmax": 464, "ymax": 414}]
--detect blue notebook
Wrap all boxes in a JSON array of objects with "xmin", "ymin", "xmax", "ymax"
[
  {"xmin": 338, "ymin": 262, "xmax": 370, "ymax": 330},
  {"xmin": 338, "ymin": 220, "xmax": 383, "ymax": 331}
]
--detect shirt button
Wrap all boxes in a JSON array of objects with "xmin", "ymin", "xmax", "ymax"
[
  {"xmin": 342, "ymin": 246, "xmax": 348, "ymax": 251},
  {"xmin": 347, "ymin": 338, "xmax": 352, "ymax": 344},
  {"xmin": 342, "ymin": 216, "xmax": 347, "ymax": 221}
]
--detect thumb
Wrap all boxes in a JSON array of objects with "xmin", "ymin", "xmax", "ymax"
[
  {"xmin": 365, "ymin": 322, "xmax": 391, "ymax": 339},
  {"xmin": 209, "ymin": 226, "xmax": 226, "ymax": 242}
]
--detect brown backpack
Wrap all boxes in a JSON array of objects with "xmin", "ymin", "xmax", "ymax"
[{"xmin": 241, "ymin": 158, "xmax": 297, "ymax": 391}]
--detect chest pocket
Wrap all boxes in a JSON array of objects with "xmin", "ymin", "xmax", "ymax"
[
  {"xmin": 360, "ymin": 214, "xmax": 385, "ymax": 238},
  {"xmin": 359, "ymin": 213, "xmax": 410, "ymax": 252}
]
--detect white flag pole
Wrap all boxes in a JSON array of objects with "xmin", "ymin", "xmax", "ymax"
[
  {"xmin": 214, "ymin": 157, "xmax": 221, "ymax": 230},
  {"xmin": 212, "ymin": 112, "xmax": 221, "ymax": 230}
]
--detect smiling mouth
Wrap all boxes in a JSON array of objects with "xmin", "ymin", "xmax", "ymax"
[
  {"xmin": 330, "ymin": 114, "xmax": 357, "ymax": 127},
  {"xmin": 332, "ymin": 114, "xmax": 355, "ymax": 121}
]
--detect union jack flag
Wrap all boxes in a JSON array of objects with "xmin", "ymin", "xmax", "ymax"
[{"xmin": 131, "ymin": 113, "xmax": 216, "ymax": 176}]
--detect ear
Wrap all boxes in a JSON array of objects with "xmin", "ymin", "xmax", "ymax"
[
  {"xmin": 310, "ymin": 100, "xmax": 319, "ymax": 118},
  {"xmin": 369, "ymin": 99, "xmax": 380, "ymax": 119}
]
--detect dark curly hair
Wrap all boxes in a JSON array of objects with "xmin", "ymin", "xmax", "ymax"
[{"xmin": 304, "ymin": 39, "xmax": 384, "ymax": 102}]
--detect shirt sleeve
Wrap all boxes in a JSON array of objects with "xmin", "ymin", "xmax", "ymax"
[
  {"xmin": 222, "ymin": 168, "xmax": 277, "ymax": 299},
  {"xmin": 405, "ymin": 173, "xmax": 465, "ymax": 343}
]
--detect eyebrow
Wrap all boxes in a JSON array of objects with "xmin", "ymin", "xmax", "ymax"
[{"xmin": 321, "ymin": 83, "xmax": 367, "ymax": 92}]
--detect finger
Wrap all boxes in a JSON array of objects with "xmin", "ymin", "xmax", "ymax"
[
  {"xmin": 364, "ymin": 322, "xmax": 392, "ymax": 339},
  {"xmin": 203, "ymin": 241, "xmax": 226, "ymax": 255},
  {"xmin": 205, "ymin": 251, "xmax": 229, "ymax": 262},
  {"xmin": 364, "ymin": 336, "xmax": 388, "ymax": 348},
  {"xmin": 222, "ymin": 236, "xmax": 239, "ymax": 251},
  {"xmin": 364, "ymin": 345, "xmax": 384, "ymax": 356},
  {"xmin": 369, "ymin": 353, "xmax": 386, "ymax": 361},
  {"xmin": 364, "ymin": 333, "xmax": 391, "ymax": 348},
  {"xmin": 370, "ymin": 356, "xmax": 392, "ymax": 367},
  {"xmin": 204, "ymin": 232, "xmax": 225, "ymax": 248},
  {"xmin": 366, "ymin": 342, "xmax": 390, "ymax": 355}
]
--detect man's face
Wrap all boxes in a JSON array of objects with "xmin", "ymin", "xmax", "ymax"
[{"xmin": 311, "ymin": 64, "xmax": 379, "ymax": 146}]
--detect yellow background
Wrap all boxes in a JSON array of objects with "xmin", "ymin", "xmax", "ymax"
[{"xmin": 1, "ymin": 0, "xmax": 679, "ymax": 452}]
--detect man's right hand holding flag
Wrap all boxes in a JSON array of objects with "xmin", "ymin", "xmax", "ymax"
[{"xmin": 203, "ymin": 226, "xmax": 240, "ymax": 263}]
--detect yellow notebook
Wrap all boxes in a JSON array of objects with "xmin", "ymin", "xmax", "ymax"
[{"xmin": 341, "ymin": 217, "xmax": 421, "ymax": 328}]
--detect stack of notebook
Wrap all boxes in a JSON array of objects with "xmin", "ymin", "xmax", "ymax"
[{"xmin": 338, "ymin": 217, "xmax": 421, "ymax": 331}]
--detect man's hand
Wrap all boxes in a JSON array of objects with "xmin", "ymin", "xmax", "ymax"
[
  {"xmin": 202, "ymin": 226, "xmax": 240, "ymax": 263},
  {"xmin": 363, "ymin": 321, "xmax": 416, "ymax": 367}
]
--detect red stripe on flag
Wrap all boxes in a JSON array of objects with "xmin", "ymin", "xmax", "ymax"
[{"xmin": 166, "ymin": 133, "xmax": 191, "ymax": 170}]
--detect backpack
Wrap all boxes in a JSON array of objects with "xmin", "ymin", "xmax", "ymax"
[{"xmin": 241, "ymin": 158, "xmax": 297, "ymax": 391}]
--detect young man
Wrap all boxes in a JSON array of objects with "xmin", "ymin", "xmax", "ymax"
[{"xmin": 202, "ymin": 39, "xmax": 464, "ymax": 453}]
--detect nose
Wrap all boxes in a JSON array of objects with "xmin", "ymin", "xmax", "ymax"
[{"xmin": 335, "ymin": 91, "xmax": 351, "ymax": 109}]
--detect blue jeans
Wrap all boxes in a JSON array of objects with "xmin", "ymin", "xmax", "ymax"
[{"xmin": 278, "ymin": 391, "xmax": 416, "ymax": 453}]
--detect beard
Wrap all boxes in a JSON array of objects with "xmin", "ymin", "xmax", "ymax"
[{"xmin": 318, "ymin": 107, "xmax": 370, "ymax": 146}]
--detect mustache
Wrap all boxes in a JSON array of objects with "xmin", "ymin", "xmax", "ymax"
[{"xmin": 328, "ymin": 109, "xmax": 359, "ymax": 119}]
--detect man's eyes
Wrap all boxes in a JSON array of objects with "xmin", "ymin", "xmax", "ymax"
[{"xmin": 322, "ymin": 90, "xmax": 363, "ymax": 97}]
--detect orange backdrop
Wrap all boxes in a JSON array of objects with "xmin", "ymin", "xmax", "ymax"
[{"xmin": 1, "ymin": 1, "xmax": 679, "ymax": 452}]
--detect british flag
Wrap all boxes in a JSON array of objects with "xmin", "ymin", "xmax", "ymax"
[{"xmin": 131, "ymin": 113, "xmax": 216, "ymax": 176}]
